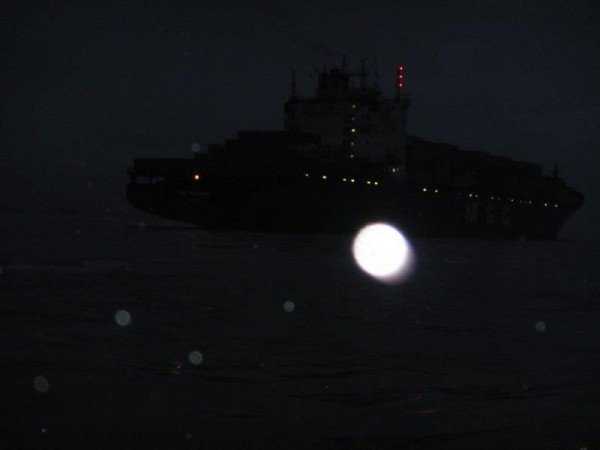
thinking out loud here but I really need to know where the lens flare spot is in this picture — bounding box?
[115,309,131,327]
[535,321,546,332]
[283,301,295,313]
[33,376,50,393]
[188,351,204,365]
[352,223,414,284]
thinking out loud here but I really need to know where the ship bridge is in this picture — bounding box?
[284,60,411,171]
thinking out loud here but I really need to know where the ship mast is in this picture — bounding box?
[396,65,405,101]
[290,70,297,99]
[359,57,367,90]
[341,54,349,71]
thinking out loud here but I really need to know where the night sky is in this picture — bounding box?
[2,0,599,238]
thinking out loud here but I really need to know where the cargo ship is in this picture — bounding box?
[127,60,584,239]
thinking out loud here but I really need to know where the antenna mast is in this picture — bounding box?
[396,65,405,101]
[359,58,367,90]
[341,54,348,71]
[290,70,297,99]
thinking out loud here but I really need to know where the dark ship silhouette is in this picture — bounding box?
[127,60,583,239]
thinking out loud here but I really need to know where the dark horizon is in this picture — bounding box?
[2,0,599,238]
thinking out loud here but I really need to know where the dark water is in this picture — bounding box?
[1,211,599,449]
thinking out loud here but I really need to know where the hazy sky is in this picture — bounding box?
[2,0,599,237]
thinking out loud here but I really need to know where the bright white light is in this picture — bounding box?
[352,223,414,284]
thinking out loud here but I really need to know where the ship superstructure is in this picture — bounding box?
[284,60,410,169]
[127,59,583,238]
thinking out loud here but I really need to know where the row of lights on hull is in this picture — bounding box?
[193,173,558,208]
[422,186,559,208]
[304,173,380,186]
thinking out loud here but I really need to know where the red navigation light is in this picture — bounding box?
[396,65,405,91]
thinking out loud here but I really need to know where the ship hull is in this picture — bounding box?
[127,180,576,239]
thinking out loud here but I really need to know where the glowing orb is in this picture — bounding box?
[352,223,413,284]
[115,309,131,327]
[188,351,204,365]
